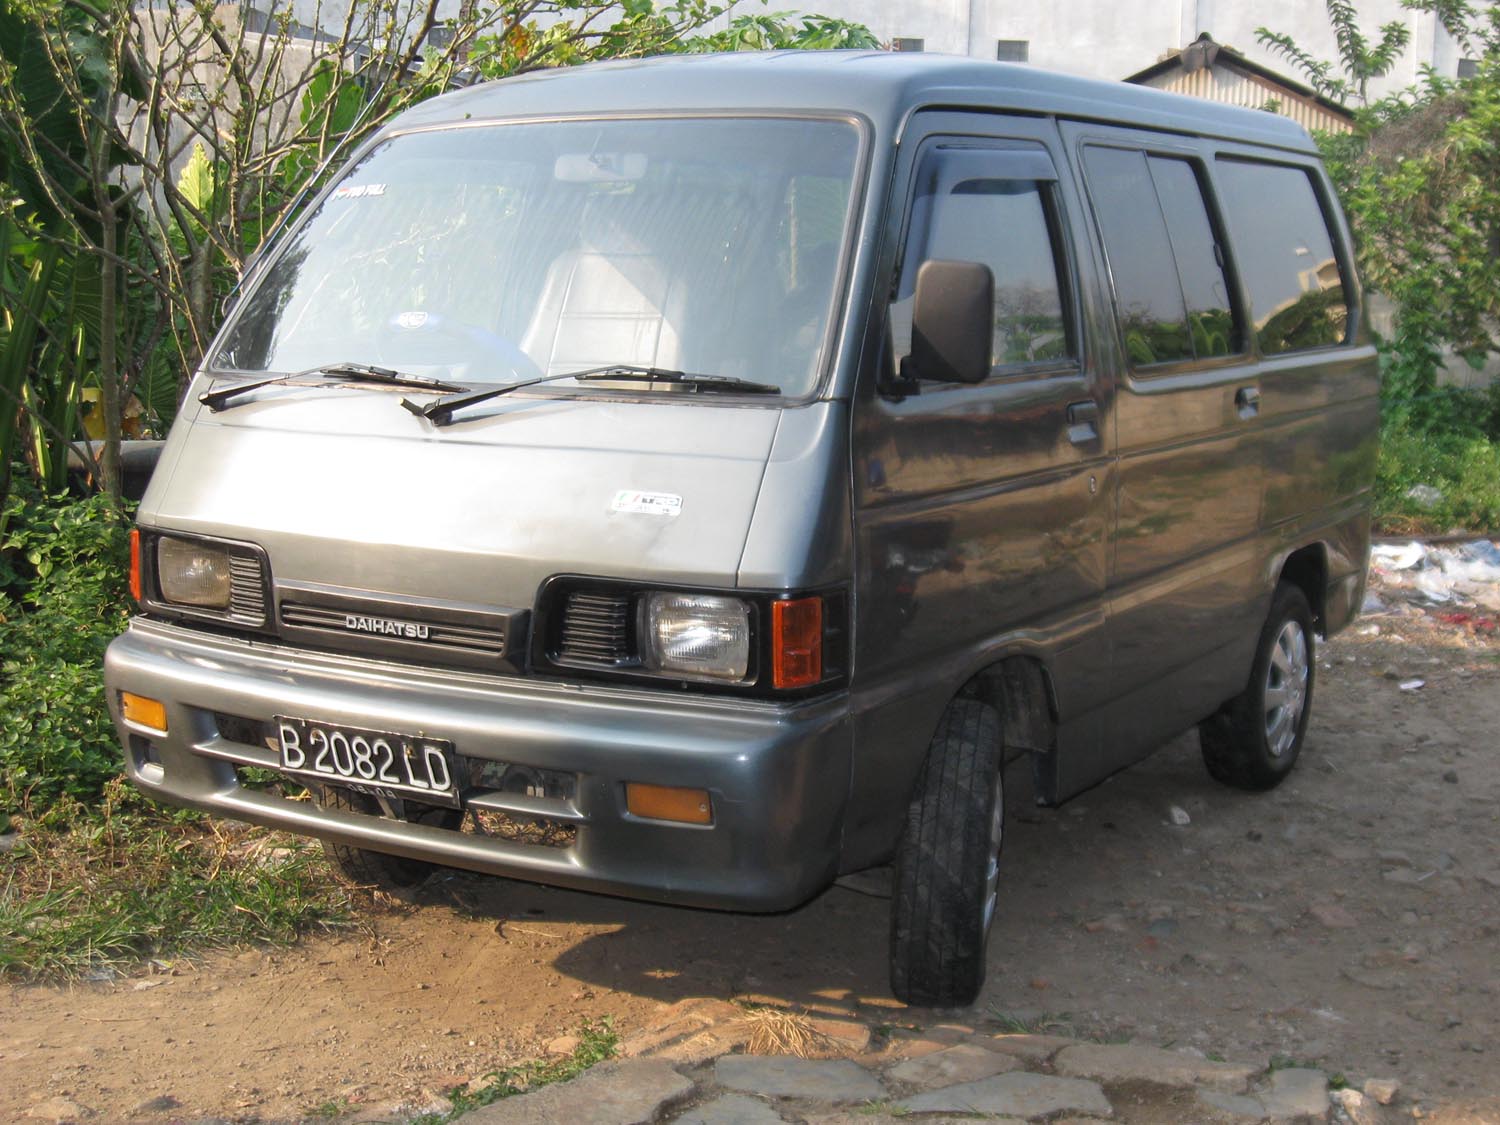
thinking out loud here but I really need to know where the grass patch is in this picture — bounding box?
[414,1019,618,1124]
[0,781,354,981]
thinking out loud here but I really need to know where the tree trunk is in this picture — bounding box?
[98,207,122,501]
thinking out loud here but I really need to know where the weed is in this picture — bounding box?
[1269,1053,1322,1072]
[739,1005,830,1057]
[0,782,353,980]
[413,1019,619,1124]
[988,1009,1079,1037]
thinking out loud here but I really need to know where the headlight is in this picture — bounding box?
[639,592,751,681]
[156,536,233,608]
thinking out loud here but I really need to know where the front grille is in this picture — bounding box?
[274,585,527,673]
[557,591,634,667]
[281,603,508,660]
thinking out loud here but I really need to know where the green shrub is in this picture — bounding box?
[0,479,132,814]
[1375,420,1500,534]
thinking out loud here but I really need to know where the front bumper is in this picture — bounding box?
[104,618,852,911]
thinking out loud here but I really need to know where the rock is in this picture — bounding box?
[896,1072,1112,1118]
[1261,1068,1330,1117]
[1333,1088,1380,1125]
[1169,805,1192,826]
[887,1042,1023,1089]
[464,1059,693,1125]
[805,1017,872,1056]
[985,1034,1078,1063]
[619,998,751,1064]
[715,1056,884,1103]
[1363,1077,1400,1104]
[0,832,19,853]
[25,1097,93,1122]
[1083,915,1128,934]
[1309,903,1357,929]
[673,1092,785,1124]
[885,1023,974,1058]
[1442,770,1458,784]
[1055,1042,1257,1094]
[128,1095,181,1114]
[547,1034,581,1057]
[1199,1067,1329,1119]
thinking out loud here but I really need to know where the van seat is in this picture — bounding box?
[521,204,685,376]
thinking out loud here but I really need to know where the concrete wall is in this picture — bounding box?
[753,0,1478,98]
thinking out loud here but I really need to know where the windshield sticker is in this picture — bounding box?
[332,183,386,200]
[611,490,682,517]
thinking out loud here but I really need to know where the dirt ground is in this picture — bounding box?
[3,602,1498,1124]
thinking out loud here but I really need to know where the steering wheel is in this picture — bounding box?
[377,310,543,381]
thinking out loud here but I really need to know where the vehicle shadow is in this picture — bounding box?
[396,740,1223,1021]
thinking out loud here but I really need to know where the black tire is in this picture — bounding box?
[889,698,1004,1007]
[1199,584,1316,791]
[314,786,450,890]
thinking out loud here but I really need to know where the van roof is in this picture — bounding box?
[392,50,1320,153]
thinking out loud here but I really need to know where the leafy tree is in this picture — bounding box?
[1256,0,1411,106]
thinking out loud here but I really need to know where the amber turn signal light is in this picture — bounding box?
[771,596,823,689]
[128,528,142,602]
[121,692,167,733]
[626,783,712,825]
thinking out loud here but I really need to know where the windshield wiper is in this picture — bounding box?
[200,362,469,413]
[404,364,781,427]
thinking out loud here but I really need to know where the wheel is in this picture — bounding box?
[313,786,452,890]
[889,698,1004,1007]
[1199,584,1316,791]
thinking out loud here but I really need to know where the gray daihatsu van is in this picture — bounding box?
[105,51,1378,1006]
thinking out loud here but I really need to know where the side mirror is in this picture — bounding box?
[909,259,994,384]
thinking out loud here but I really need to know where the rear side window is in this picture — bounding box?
[1214,159,1349,354]
[890,146,1075,375]
[1083,146,1240,368]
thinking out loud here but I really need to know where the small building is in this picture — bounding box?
[1124,33,1357,135]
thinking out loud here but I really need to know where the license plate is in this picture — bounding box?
[275,717,460,807]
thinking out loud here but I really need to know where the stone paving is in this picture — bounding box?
[463,998,1413,1124]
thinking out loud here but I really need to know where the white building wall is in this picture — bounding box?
[783,0,1481,100]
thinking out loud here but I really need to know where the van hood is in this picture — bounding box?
[142,388,782,609]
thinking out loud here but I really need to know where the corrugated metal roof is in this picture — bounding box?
[1124,35,1356,135]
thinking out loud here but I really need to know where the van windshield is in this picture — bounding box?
[214,116,862,400]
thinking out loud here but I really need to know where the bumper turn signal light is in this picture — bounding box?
[121,692,168,733]
[626,782,712,825]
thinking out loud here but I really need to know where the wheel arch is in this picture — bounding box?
[957,652,1059,761]
[1277,543,1329,634]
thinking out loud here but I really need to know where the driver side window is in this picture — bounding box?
[889,146,1076,380]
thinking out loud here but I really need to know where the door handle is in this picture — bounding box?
[1235,385,1261,420]
[1066,400,1100,444]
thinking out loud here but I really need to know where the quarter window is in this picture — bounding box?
[1215,159,1349,354]
[890,147,1074,378]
